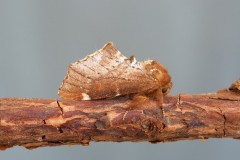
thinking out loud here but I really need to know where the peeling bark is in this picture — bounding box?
[0,82,240,150]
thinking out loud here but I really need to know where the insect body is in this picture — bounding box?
[58,42,172,109]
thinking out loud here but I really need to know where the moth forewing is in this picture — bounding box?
[58,42,172,110]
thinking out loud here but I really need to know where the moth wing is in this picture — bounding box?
[58,42,158,100]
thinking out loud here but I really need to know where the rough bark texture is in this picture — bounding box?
[0,80,240,150]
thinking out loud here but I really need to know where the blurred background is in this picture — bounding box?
[0,0,240,159]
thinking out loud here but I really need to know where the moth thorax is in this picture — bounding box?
[144,60,165,82]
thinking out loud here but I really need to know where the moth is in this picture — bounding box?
[58,42,172,109]
[229,79,240,93]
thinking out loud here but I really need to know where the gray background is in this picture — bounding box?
[0,0,240,159]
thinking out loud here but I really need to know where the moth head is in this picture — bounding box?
[144,60,172,95]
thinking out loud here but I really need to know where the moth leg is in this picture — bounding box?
[128,94,150,109]
[152,88,165,115]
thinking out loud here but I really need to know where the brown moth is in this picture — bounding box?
[58,42,172,108]
[229,79,240,93]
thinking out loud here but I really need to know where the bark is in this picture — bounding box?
[0,81,240,150]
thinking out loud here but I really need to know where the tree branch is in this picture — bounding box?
[0,80,240,150]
